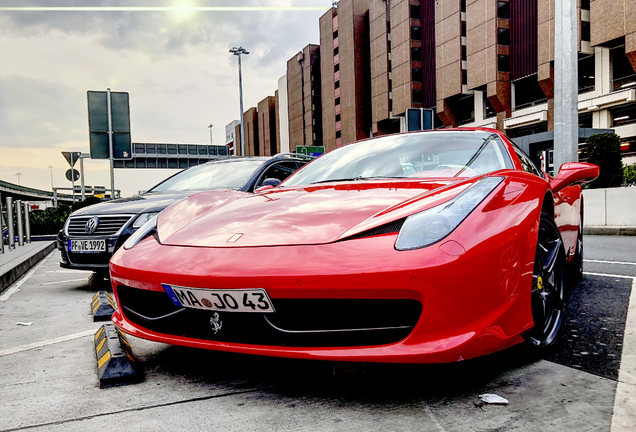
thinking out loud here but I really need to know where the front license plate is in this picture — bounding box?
[68,239,106,253]
[162,284,276,313]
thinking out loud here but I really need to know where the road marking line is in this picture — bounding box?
[41,278,88,286]
[0,329,98,357]
[583,272,634,280]
[0,251,53,302]
[585,259,636,266]
[612,277,636,432]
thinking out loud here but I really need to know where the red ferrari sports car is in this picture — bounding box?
[110,129,598,363]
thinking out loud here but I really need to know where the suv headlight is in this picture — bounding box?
[132,212,160,229]
[395,177,504,251]
[123,215,158,250]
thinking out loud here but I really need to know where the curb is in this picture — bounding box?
[583,227,636,236]
[0,241,56,295]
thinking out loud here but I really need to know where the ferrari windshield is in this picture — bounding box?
[283,131,513,186]
[149,159,265,192]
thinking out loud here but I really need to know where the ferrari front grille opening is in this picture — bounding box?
[117,286,421,347]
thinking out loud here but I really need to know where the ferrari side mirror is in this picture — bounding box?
[550,162,599,194]
[254,184,275,193]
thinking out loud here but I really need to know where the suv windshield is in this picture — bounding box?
[283,131,513,187]
[149,159,266,192]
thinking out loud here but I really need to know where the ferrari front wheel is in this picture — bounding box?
[527,212,566,349]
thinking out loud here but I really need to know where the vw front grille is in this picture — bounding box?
[67,215,133,236]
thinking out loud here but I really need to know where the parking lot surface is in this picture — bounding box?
[0,236,634,431]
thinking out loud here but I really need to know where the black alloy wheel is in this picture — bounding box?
[528,212,566,349]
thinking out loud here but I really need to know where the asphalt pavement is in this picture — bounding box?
[0,236,633,432]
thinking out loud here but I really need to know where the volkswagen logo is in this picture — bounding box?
[85,217,100,234]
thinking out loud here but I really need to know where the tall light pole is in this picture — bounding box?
[208,123,214,145]
[48,165,54,191]
[229,46,249,157]
[15,172,22,186]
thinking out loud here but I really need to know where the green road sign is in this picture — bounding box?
[296,145,325,157]
[87,90,132,160]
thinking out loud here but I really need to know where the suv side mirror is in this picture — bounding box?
[550,162,599,193]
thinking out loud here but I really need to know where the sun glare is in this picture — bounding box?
[173,1,195,21]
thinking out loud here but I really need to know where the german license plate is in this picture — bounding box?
[68,239,106,253]
[162,284,275,313]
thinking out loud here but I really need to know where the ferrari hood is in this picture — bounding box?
[158,180,472,248]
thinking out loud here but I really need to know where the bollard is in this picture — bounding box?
[6,197,15,249]
[24,202,31,243]
[16,200,24,247]
[0,196,4,254]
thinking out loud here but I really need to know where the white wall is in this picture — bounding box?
[583,187,636,226]
[277,75,290,153]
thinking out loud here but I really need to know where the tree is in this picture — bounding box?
[584,133,623,188]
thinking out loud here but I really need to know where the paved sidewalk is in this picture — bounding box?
[0,241,56,294]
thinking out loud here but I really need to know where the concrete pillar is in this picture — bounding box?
[6,197,15,249]
[593,110,612,129]
[553,0,579,172]
[24,202,31,243]
[16,200,24,247]
[474,91,485,123]
[0,197,4,254]
[594,47,611,95]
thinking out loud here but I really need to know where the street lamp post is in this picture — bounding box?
[15,172,22,186]
[48,165,54,191]
[208,123,214,145]
[229,46,249,157]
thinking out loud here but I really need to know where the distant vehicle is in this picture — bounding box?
[58,155,311,279]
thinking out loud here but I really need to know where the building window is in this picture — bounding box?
[461,45,467,61]
[497,27,510,46]
[167,144,177,154]
[335,113,341,122]
[462,69,467,85]
[412,89,424,104]
[334,46,339,55]
[611,104,636,127]
[578,54,595,93]
[134,143,145,153]
[412,66,422,82]
[579,112,593,128]
[484,95,497,118]
[498,54,510,72]
[334,63,339,72]
[335,97,340,105]
[411,26,422,40]
[611,46,636,91]
[581,21,590,42]
[461,21,466,37]
[335,80,340,89]
[411,47,422,62]
[410,4,420,18]
[448,94,475,125]
[333,30,338,39]
[497,1,510,19]
[580,0,590,10]
[336,130,342,139]
[178,144,187,154]
[512,74,547,110]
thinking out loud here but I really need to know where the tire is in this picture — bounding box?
[527,211,566,350]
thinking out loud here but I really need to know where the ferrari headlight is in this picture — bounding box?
[132,212,160,229]
[395,177,504,251]
[123,215,158,250]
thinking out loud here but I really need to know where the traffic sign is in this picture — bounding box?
[87,90,132,160]
[62,152,82,168]
[66,169,80,182]
[296,146,325,157]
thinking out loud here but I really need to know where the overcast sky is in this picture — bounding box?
[0,0,329,197]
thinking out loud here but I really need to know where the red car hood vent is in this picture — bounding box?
[158,180,463,248]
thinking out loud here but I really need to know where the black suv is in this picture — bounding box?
[58,154,311,278]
